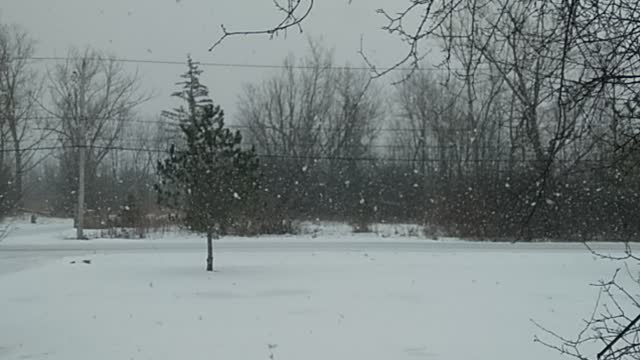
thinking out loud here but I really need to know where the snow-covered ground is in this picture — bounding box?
[0,217,634,360]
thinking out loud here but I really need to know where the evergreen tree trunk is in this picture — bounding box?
[206,231,214,272]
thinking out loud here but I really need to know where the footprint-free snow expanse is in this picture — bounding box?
[0,221,632,360]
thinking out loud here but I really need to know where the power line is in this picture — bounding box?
[30,115,482,133]
[0,144,407,162]
[24,56,459,73]
[3,136,534,152]
[0,143,607,165]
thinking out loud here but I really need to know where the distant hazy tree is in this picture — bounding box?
[239,40,335,160]
[238,40,383,222]
[0,23,45,208]
[0,164,12,220]
[156,57,259,271]
[46,47,146,216]
[0,99,8,216]
[393,72,462,179]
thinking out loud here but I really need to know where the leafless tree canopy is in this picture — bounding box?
[212,0,640,168]
[48,47,145,161]
[236,41,384,227]
[0,23,44,207]
[45,47,148,214]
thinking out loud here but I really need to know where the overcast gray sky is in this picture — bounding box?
[2,0,441,122]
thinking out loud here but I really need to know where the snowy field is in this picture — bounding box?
[0,218,633,360]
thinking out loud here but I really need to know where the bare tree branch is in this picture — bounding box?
[209,0,315,52]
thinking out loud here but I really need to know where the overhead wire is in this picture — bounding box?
[23,56,460,73]
[0,143,606,165]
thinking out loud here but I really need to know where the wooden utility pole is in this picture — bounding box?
[76,123,86,239]
[76,59,86,240]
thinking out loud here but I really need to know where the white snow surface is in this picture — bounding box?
[0,217,635,360]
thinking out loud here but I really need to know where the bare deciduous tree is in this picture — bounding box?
[238,41,337,221]
[0,23,46,208]
[535,248,640,360]
[237,40,384,224]
[46,47,147,215]
[393,71,461,178]
[325,66,381,162]
[239,40,335,160]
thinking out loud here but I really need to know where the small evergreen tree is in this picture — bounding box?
[156,56,259,271]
